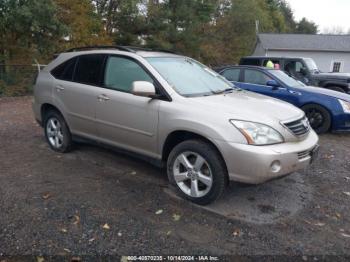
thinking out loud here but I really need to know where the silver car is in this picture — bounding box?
[32,46,319,205]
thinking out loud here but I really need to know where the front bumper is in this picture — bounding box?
[216,130,319,184]
[332,113,350,132]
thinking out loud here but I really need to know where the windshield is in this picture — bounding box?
[269,70,305,88]
[146,57,233,96]
[304,58,319,72]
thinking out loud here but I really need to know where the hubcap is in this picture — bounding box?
[305,109,324,129]
[46,117,63,148]
[173,151,213,198]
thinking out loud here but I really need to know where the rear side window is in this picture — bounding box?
[244,69,272,86]
[222,68,240,82]
[73,54,106,86]
[240,58,261,66]
[51,57,77,81]
[104,56,153,93]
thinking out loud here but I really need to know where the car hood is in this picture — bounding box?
[188,90,303,124]
[296,85,350,101]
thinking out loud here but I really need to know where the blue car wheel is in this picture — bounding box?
[302,104,331,134]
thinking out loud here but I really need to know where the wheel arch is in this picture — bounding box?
[322,82,348,92]
[301,102,333,130]
[161,130,227,170]
[41,103,62,122]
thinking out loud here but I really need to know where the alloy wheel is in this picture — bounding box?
[305,109,324,129]
[173,151,213,198]
[46,117,64,149]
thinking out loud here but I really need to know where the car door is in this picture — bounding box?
[95,55,160,158]
[284,59,311,85]
[52,54,105,137]
[239,69,297,104]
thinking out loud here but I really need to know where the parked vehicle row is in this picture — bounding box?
[215,65,350,134]
[240,56,350,93]
[33,46,319,205]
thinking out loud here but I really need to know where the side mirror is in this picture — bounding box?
[300,67,307,76]
[266,80,280,89]
[131,81,156,98]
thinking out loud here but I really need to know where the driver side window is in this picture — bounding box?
[244,69,272,86]
[104,56,154,93]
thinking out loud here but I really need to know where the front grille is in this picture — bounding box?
[297,150,311,160]
[283,117,310,137]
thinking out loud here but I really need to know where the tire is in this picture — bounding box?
[44,110,72,153]
[167,139,228,205]
[327,86,345,93]
[302,104,331,134]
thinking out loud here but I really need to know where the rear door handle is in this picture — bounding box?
[98,94,110,101]
[55,85,65,92]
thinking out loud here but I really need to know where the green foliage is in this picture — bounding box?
[0,0,320,96]
[54,0,112,51]
[0,0,67,63]
[296,18,318,34]
[0,66,36,96]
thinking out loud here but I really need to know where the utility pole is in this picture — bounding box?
[255,20,260,35]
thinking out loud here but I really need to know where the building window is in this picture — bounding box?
[332,62,342,73]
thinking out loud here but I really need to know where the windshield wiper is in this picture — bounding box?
[212,88,235,95]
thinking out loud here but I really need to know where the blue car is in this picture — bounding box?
[216,65,350,134]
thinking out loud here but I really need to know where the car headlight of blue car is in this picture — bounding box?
[338,99,350,113]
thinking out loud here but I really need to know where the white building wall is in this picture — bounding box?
[265,50,350,73]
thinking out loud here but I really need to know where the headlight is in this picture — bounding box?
[230,120,284,145]
[338,99,350,113]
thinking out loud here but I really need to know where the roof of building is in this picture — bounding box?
[258,33,350,52]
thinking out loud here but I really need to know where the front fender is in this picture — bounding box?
[158,115,248,155]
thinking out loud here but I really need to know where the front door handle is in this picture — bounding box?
[55,85,65,92]
[98,94,110,101]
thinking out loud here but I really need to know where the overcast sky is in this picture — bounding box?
[287,0,350,34]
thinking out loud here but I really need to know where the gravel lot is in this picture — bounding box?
[1,96,350,260]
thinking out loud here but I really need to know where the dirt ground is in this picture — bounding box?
[1,96,350,260]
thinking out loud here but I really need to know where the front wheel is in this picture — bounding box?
[302,104,331,134]
[167,140,228,205]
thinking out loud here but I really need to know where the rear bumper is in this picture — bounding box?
[32,98,42,126]
[215,130,319,184]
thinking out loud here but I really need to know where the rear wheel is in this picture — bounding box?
[167,140,228,205]
[302,104,331,134]
[44,110,72,153]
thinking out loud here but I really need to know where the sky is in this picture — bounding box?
[287,0,350,34]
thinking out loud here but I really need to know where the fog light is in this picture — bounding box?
[270,160,281,173]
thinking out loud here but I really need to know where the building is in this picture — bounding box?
[253,33,350,73]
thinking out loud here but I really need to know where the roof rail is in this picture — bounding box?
[64,45,178,54]
[123,46,177,54]
[65,45,135,53]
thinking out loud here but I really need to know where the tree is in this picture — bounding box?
[54,0,112,51]
[296,18,318,34]
[323,26,345,35]
[0,0,67,64]
[93,0,145,45]
[276,0,296,32]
